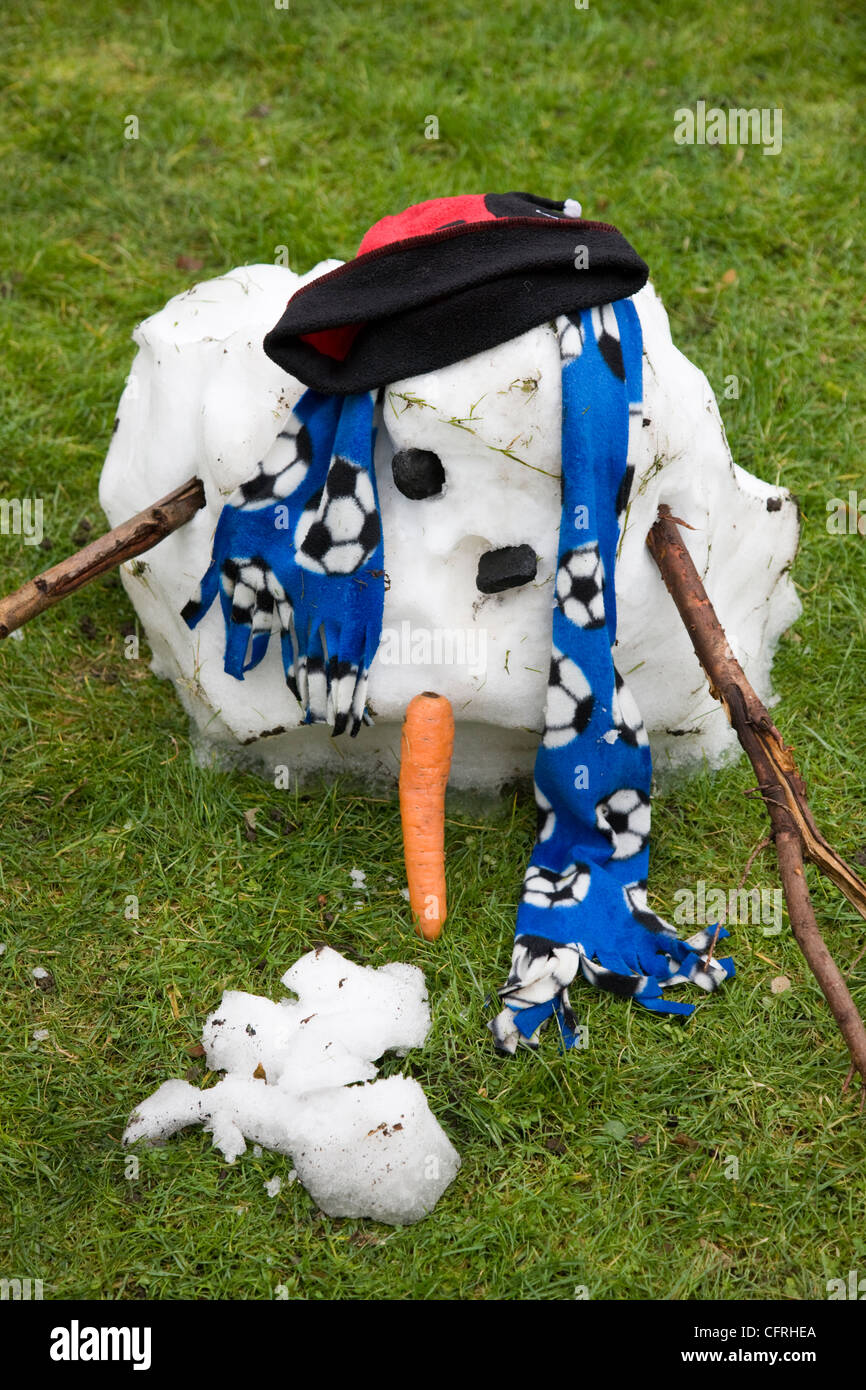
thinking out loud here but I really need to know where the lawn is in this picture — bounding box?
[1,0,865,1301]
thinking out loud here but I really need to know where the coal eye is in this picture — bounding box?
[476,544,538,594]
[391,448,445,500]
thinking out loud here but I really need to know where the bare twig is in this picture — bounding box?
[774,826,865,1111]
[703,921,722,968]
[0,477,206,639]
[647,503,866,1102]
[737,835,773,890]
[846,942,866,979]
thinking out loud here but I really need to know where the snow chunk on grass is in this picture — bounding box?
[123,946,458,1225]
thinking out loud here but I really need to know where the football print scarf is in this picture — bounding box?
[488,301,734,1053]
[181,193,734,1051]
[183,388,384,735]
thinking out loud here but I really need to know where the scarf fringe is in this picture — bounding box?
[490,926,735,1054]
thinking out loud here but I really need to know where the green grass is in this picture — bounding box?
[1,0,865,1301]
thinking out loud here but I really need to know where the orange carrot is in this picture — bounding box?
[399,691,455,941]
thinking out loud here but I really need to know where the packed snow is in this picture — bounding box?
[99,252,800,790]
[123,946,460,1226]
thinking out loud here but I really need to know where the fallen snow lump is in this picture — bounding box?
[123,946,461,1225]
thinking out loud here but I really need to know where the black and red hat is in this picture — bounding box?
[263,192,648,395]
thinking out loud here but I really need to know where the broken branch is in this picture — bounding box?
[0,477,206,640]
[647,503,866,1102]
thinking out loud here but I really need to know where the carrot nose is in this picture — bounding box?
[398,691,455,941]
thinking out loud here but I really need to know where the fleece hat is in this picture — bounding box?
[262,192,649,394]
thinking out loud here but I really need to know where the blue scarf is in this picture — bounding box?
[183,297,734,1050]
[183,388,384,736]
[489,302,734,1052]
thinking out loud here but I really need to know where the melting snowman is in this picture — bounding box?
[99,195,800,1045]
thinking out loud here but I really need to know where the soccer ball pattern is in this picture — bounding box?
[295,456,381,575]
[623,880,676,936]
[534,783,556,843]
[490,934,581,1053]
[595,787,651,860]
[591,303,625,382]
[542,647,594,748]
[521,861,591,909]
[674,930,732,992]
[577,951,642,998]
[221,555,292,637]
[615,463,635,529]
[555,543,606,630]
[556,311,585,364]
[503,935,581,994]
[232,414,312,509]
[611,667,649,746]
